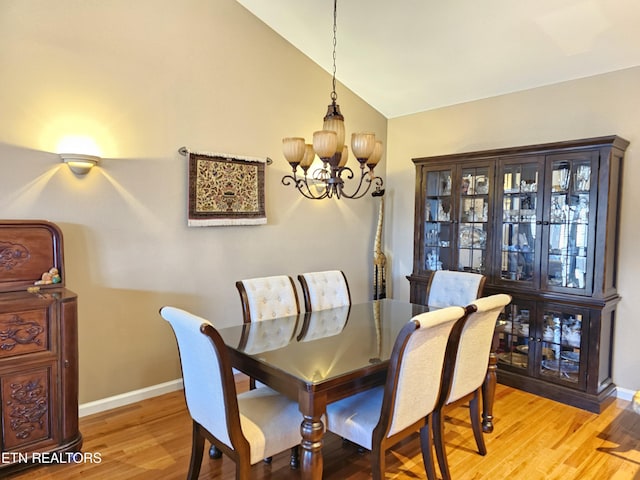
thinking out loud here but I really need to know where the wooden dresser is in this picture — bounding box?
[0,220,81,472]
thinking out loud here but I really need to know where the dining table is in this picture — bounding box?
[216,298,498,480]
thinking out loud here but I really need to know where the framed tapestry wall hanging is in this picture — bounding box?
[187,151,267,226]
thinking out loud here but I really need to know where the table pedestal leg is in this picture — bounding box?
[482,352,497,433]
[300,415,324,480]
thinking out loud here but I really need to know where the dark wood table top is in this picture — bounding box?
[217,299,431,394]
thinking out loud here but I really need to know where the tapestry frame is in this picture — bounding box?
[187,151,267,227]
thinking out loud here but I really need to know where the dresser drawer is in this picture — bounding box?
[1,365,57,451]
[0,308,50,359]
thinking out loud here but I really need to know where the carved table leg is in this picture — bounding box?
[300,414,324,479]
[298,390,325,480]
[482,351,497,433]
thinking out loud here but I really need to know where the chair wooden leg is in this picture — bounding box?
[370,445,385,480]
[236,458,251,480]
[289,445,299,469]
[470,388,487,455]
[188,422,205,480]
[433,409,452,480]
[420,417,437,480]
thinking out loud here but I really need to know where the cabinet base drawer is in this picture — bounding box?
[497,369,616,413]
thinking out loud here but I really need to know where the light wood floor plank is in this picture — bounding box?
[5,383,639,479]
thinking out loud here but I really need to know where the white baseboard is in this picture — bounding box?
[78,379,184,418]
[616,386,637,402]
[78,377,636,418]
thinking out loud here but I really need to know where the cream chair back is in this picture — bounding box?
[426,270,485,308]
[445,293,511,404]
[159,306,235,448]
[161,306,304,477]
[236,275,300,322]
[386,306,466,437]
[325,305,467,479]
[432,293,511,480]
[298,270,351,311]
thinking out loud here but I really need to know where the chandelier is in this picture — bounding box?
[281,0,384,200]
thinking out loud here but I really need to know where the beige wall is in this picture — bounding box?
[1,0,636,404]
[0,0,387,403]
[387,66,640,392]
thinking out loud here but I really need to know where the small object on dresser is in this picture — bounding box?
[34,267,61,285]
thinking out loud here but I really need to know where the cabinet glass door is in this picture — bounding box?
[458,167,489,273]
[497,159,543,287]
[543,153,596,294]
[496,300,535,373]
[538,306,585,388]
[423,168,453,271]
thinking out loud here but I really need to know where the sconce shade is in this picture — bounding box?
[60,153,100,175]
[366,141,384,169]
[351,133,376,163]
[313,130,338,160]
[282,137,306,166]
[300,144,316,171]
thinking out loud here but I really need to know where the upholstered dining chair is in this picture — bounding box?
[235,275,301,464]
[325,305,468,480]
[235,274,300,385]
[425,270,486,308]
[159,306,303,480]
[235,275,300,323]
[297,270,351,311]
[432,293,512,480]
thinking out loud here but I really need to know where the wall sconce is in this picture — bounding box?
[59,153,101,175]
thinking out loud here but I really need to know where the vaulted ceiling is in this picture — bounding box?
[236,0,640,118]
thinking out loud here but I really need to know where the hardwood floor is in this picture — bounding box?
[6,380,639,479]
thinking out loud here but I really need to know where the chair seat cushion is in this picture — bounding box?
[238,387,302,465]
[325,386,384,451]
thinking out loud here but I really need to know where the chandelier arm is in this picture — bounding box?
[340,173,385,200]
[338,165,356,180]
[299,177,331,200]
[282,172,329,200]
[339,170,372,199]
[281,173,298,187]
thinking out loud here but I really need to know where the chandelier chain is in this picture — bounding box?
[331,0,338,102]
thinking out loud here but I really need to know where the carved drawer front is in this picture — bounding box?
[1,367,53,450]
[0,309,49,359]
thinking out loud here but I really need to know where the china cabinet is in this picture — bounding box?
[408,136,628,412]
[0,220,81,473]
